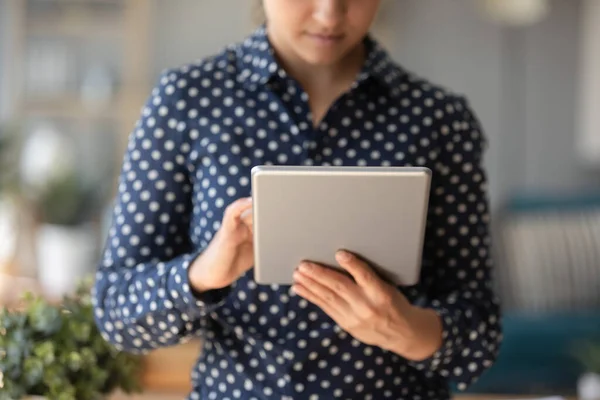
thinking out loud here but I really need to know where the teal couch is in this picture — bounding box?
[466,312,600,395]
[462,192,600,395]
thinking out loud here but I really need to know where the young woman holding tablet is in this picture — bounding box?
[93,1,502,398]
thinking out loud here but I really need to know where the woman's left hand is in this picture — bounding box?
[292,250,443,361]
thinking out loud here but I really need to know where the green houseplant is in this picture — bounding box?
[0,278,143,400]
[576,340,600,374]
[17,123,110,299]
[0,124,20,196]
[33,171,100,227]
[574,340,600,400]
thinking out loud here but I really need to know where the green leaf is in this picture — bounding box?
[28,300,62,335]
[67,351,82,372]
[70,320,91,343]
[34,341,56,366]
[42,366,64,391]
[23,357,44,387]
[55,385,76,400]
[0,311,26,332]
[572,339,600,373]
[6,340,23,365]
[0,277,143,397]
[0,379,26,400]
[80,347,97,367]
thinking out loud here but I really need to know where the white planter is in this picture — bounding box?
[579,372,600,400]
[36,224,97,300]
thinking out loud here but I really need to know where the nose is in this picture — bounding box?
[313,0,346,29]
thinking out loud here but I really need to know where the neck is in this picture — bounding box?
[269,35,366,93]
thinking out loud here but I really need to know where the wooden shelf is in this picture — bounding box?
[23,93,122,121]
[27,16,122,39]
[106,389,576,400]
[25,0,123,39]
[109,392,186,400]
[107,392,575,400]
[29,0,122,3]
[140,340,201,393]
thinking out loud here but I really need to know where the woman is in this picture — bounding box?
[93,1,502,399]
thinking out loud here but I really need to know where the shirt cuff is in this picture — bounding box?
[168,249,231,317]
[408,307,461,374]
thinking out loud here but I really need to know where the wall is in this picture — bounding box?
[519,0,600,191]
[577,0,600,165]
[384,0,507,205]
[384,0,600,203]
[0,0,9,122]
[151,0,255,79]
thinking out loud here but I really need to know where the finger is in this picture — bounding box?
[224,197,253,225]
[296,262,362,305]
[240,207,253,229]
[335,250,382,290]
[292,283,344,324]
[293,269,355,315]
[292,277,347,322]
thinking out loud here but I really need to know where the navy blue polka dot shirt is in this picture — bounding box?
[92,26,502,400]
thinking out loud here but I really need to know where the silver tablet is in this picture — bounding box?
[250,165,431,286]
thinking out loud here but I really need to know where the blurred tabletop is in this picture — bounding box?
[109,392,575,400]
[110,393,183,400]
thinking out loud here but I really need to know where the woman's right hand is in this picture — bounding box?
[188,197,254,293]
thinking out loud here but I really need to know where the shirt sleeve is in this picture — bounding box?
[408,95,502,390]
[92,70,230,354]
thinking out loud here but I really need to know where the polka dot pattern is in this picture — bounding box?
[92,26,501,400]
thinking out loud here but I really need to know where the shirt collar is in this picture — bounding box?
[236,25,405,93]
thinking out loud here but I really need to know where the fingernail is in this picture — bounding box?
[298,262,312,273]
[336,250,352,261]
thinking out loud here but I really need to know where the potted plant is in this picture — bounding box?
[17,123,110,300]
[575,340,600,400]
[0,278,143,400]
[29,169,104,301]
[0,129,14,194]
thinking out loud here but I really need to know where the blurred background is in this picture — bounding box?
[0,0,599,398]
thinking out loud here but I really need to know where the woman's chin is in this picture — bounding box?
[298,50,345,68]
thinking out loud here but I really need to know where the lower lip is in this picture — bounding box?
[307,34,343,46]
